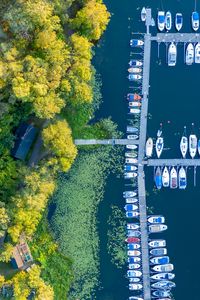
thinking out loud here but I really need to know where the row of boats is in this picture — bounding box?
[141,7,200,32]
[168,42,200,66]
[155,166,187,190]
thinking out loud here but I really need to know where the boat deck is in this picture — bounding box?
[146,158,200,167]
[74,139,139,145]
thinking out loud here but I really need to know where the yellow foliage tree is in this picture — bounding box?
[71,33,92,60]
[12,271,30,300]
[42,120,77,171]
[12,76,31,98]
[0,243,14,262]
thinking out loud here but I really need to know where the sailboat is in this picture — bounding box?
[162,166,170,187]
[180,126,188,158]
[145,137,153,157]
[192,11,199,31]
[155,128,164,158]
[195,43,200,63]
[186,43,194,65]
[178,166,187,189]
[189,134,197,158]
[141,7,147,22]
[170,167,177,189]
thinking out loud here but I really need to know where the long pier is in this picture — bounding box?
[74,139,139,145]
[151,33,200,43]
[146,158,200,167]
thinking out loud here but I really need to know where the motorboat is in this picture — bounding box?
[151,272,175,280]
[149,224,168,233]
[124,204,138,211]
[189,134,197,158]
[127,223,140,230]
[129,297,143,300]
[150,256,170,265]
[162,166,170,187]
[168,42,177,66]
[127,250,141,257]
[130,39,144,47]
[154,167,162,189]
[128,256,141,263]
[129,102,142,107]
[125,152,137,158]
[126,237,140,243]
[148,239,166,248]
[127,93,142,101]
[165,11,172,31]
[152,290,171,298]
[125,158,138,164]
[141,7,147,22]
[150,248,167,256]
[157,11,165,31]
[127,243,141,250]
[170,167,177,189]
[127,135,138,140]
[126,198,138,204]
[186,43,194,65]
[128,67,142,73]
[123,191,137,198]
[127,230,140,237]
[128,263,141,269]
[145,137,153,157]
[128,74,142,81]
[126,145,138,150]
[124,172,137,179]
[152,263,174,272]
[151,280,176,289]
[175,13,183,31]
[148,216,165,224]
[180,127,188,158]
[129,277,141,283]
[127,126,138,133]
[178,166,187,189]
[198,139,200,155]
[129,108,141,114]
[156,129,164,158]
[129,60,143,67]
[195,43,200,63]
[192,11,199,31]
[129,283,143,290]
[124,165,137,171]
[127,270,142,277]
[126,211,140,218]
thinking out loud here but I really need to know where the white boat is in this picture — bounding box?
[124,165,137,171]
[195,43,200,63]
[127,243,141,250]
[126,145,138,150]
[125,158,138,164]
[125,152,137,158]
[129,277,141,283]
[128,74,142,81]
[151,280,176,289]
[180,128,188,158]
[165,11,172,31]
[127,135,138,140]
[152,290,171,298]
[198,139,200,155]
[130,39,144,47]
[168,42,177,66]
[189,134,197,158]
[179,166,187,189]
[149,224,168,233]
[123,191,137,198]
[151,272,175,280]
[127,126,138,133]
[129,297,143,300]
[162,166,169,187]
[129,283,143,290]
[126,198,138,204]
[141,7,146,22]
[124,172,137,179]
[129,108,141,114]
[186,43,194,65]
[192,11,199,31]
[148,239,166,248]
[170,167,177,189]
[175,13,183,31]
[126,211,140,218]
[156,136,164,158]
[127,223,140,230]
[150,256,170,265]
[128,257,141,263]
[145,137,153,157]
[124,204,138,211]
[148,216,165,224]
[129,60,143,67]
[128,67,142,73]
[127,270,142,277]
[128,263,141,269]
[157,11,165,31]
[150,248,167,256]
[127,250,141,257]
[152,264,174,273]
[129,102,142,107]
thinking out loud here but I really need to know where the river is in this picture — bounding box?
[94,1,200,300]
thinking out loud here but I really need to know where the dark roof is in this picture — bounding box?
[11,123,38,160]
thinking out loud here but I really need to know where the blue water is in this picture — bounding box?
[94,1,200,300]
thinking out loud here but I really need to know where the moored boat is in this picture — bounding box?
[186,43,194,65]
[157,11,165,31]
[180,126,188,158]
[127,93,142,101]
[149,224,168,233]
[156,129,164,158]
[152,290,171,298]
[127,230,140,237]
[126,237,140,243]
[123,191,137,198]
[152,263,174,272]
[126,145,138,150]
[128,74,142,81]
[151,280,176,289]
[189,134,197,158]
[129,102,142,107]
[129,297,143,300]
[165,11,172,31]
[175,13,183,31]
[195,43,200,63]
[128,67,142,73]
[124,204,138,211]
[141,7,147,22]
[150,248,167,256]
[145,137,153,157]
[124,165,137,171]
[129,60,143,67]
[124,172,137,179]
[162,166,169,187]
[127,126,138,133]
[155,166,162,189]
[127,223,140,230]
[128,263,141,269]
[129,283,143,290]
[129,108,141,114]
[127,250,141,257]
[125,152,137,158]
[151,272,175,280]
[148,215,165,224]
[178,166,187,189]
[127,135,138,140]
[130,39,144,47]
[129,277,141,283]
[128,256,141,263]
[192,11,199,31]
[126,198,138,204]
[198,139,200,155]
[170,167,178,189]
[150,256,170,265]
[127,243,141,250]
[127,270,142,277]
[148,239,166,248]
[126,211,140,218]
[125,158,138,164]
[168,42,177,66]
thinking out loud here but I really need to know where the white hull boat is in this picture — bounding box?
[128,257,141,263]
[127,126,138,133]
[180,128,188,158]
[151,280,176,289]
[129,60,143,67]
[129,108,141,114]
[179,166,187,189]
[127,135,138,140]
[148,239,166,248]
[123,191,137,198]
[126,145,138,150]
[129,102,142,107]
[124,204,138,211]
[125,152,137,158]
[127,250,141,257]
[175,13,183,31]
[151,272,175,280]
[157,11,165,31]
[129,277,141,283]
[192,11,199,31]
[186,43,194,65]
[152,263,174,272]
[125,158,138,164]
[168,42,177,66]
[148,216,165,224]
[149,224,167,233]
[128,263,141,269]
[126,211,140,218]
[156,137,164,158]
[162,166,170,187]
[141,7,146,22]
[150,248,167,257]
[146,137,153,157]
[170,167,177,189]
[189,134,197,158]
[127,270,142,277]
[130,39,144,47]
[126,198,138,204]
[124,165,137,171]
[127,223,140,230]
[129,283,143,290]
[195,43,200,63]
[150,256,170,265]
[124,172,137,179]
[128,67,142,73]
[165,11,172,31]
[128,74,142,81]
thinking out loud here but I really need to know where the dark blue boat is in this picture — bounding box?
[155,166,162,189]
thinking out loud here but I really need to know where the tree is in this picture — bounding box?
[70,33,92,60]
[0,243,14,262]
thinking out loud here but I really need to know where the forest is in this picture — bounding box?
[0,0,112,298]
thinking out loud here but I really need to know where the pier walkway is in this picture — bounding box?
[146,158,200,167]
[151,33,200,43]
[74,139,139,146]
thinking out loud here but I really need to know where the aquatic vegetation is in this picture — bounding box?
[107,206,127,268]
